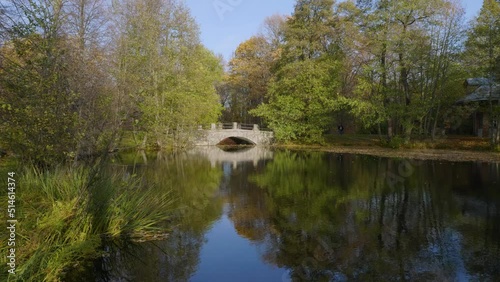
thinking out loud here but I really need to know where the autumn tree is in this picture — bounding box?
[223,36,274,124]
[112,0,223,148]
[0,0,82,165]
[252,0,342,143]
[259,14,287,52]
[0,0,125,164]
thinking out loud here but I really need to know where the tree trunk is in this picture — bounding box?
[377,122,383,141]
[492,116,499,147]
[496,120,500,144]
[381,39,392,140]
[431,104,441,141]
[399,24,411,142]
[387,118,393,140]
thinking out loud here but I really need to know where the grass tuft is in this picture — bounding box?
[1,164,174,281]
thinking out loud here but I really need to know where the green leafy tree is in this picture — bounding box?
[63,0,123,157]
[280,0,337,62]
[0,1,80,165]
[465,0,500,145]
[339,0,465,141]
[252,59,340,142]
[113,0,223,148]
[252,0,342,143]
[0,0,122,164]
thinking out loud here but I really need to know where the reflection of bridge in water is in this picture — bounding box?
[189,146,274,168]
[194,122,274,146]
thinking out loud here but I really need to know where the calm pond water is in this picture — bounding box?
[83,147,500,281]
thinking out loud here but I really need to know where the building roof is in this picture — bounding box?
[458,78,500,104]
[464,77,493,87]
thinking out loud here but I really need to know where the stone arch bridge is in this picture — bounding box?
[194,122,274,146]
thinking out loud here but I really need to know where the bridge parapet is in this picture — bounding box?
[203,123,262,131]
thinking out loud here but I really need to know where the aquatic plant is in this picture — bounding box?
[0,164,174,281]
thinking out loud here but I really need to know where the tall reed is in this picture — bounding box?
[1,164,174,281]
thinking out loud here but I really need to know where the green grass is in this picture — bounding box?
[324,134,382,147]
[404,136,491,151]
[322,134,494,151]
[0,164,174,282]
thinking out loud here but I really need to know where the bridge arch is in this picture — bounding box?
[217,136,256,146]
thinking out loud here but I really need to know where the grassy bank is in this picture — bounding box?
[323,134,494,151]
[0,164,174,281]
[273,134,496,151]
[273,134,500,162]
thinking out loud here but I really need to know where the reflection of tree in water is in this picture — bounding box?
[81,228,204,281]
[79,150,500,281]
[454,162,500,280]
[82,152,224,281]
[221,160,274,242]
[240,150,500,281]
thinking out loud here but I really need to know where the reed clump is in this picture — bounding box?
[1,164,174,282]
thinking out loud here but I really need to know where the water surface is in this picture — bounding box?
[86,148,500,281]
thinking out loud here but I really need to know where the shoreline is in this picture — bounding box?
[2,143,500,164]
[277,145,500,163]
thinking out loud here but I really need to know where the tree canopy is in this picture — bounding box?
[0,0,224,164]
[2,0,500,159]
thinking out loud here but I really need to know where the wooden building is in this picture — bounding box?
[457,78,500,137]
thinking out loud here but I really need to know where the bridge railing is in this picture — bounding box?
[239,123,255,130]
[201,122,263,131]
[221,123,234,130]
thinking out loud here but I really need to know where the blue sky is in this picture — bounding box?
[185,0,483,61]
